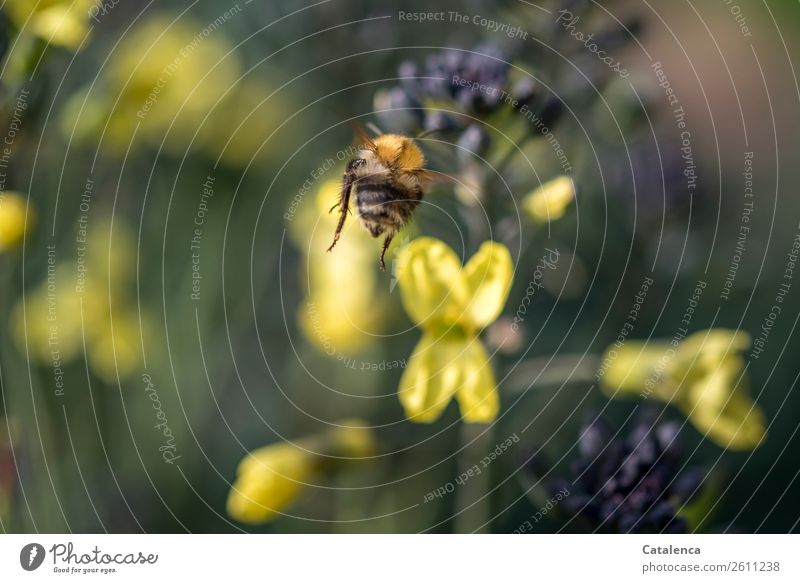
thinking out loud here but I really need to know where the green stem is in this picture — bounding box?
[454,422,492,533]
[491,130,537,179]
[502,353,603,394]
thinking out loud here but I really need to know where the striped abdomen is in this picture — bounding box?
[355,176,421,237]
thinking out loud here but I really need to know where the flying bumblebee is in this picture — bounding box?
[326,124,445,270]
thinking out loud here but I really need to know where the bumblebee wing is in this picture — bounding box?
[417,169,457,186]
[350,122,377,151]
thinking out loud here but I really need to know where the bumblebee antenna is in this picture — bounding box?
[350,122,378,150]
[365,122,384,136]
[415,128,441,140]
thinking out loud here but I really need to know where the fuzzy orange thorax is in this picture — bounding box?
[373,134,425,171]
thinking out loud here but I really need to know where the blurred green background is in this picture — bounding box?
[1,0,799,533]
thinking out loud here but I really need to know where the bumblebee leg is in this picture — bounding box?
[379,233,394,271]
[328,202,352,215]
[326,159,363,252]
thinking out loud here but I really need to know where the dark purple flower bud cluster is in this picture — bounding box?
[375,43,527,137]
[527,413,704,533]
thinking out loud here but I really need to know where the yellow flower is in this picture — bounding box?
[523,176,576,224]
[600,329,766,450]
[0,192,34,251]
[11,218,148,382]
[62,16,240,156]
[198,78,288,168]
[227,421,375,524]
[87,311,151,384]
[61,16,289,166]
[12,265,85,364]
[4,0,94,49]
[291,179,390,354]
[396,237,513,423]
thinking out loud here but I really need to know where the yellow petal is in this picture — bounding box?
[523,176,576,224]
[396,237,467,329]
[673,329,750,374]
[31,6,89,49]
[399,331,466,422]
[682,366,766,451]
[4,0,92,49]
[461,241,513,330]
[671,328,765,449]
[455,340,500,423]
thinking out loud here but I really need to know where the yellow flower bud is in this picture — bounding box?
[523,176,576,224]
[0,192,34,251]
[227,442,317,524]
[227,422,375,524]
